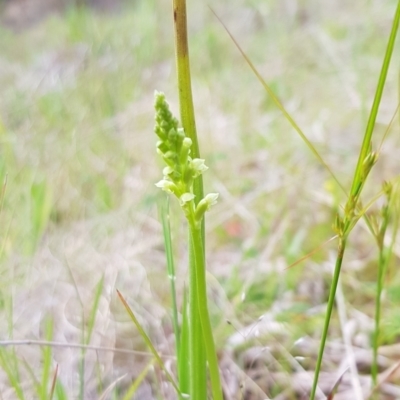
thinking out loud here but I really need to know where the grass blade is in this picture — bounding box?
[327,368,348,400]
[98,374,127,400]
[116,289,180,394]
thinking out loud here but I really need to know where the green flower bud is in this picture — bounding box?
[194,193,219,223]
[154,91,179,142]
[157,140,169,155]
[361,151,378,180]
[179,137,192,168]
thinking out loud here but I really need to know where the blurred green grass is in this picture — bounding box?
[0,0,400,396]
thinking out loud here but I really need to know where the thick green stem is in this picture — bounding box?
[188,212,223,400]
[188,235,207,400]
[172,0,204,209]
[172,0,201,163]
[310,239,346,400]
[172,1,215,398]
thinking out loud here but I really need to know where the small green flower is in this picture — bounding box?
[195,193,219,223]
[155,179,179,196]
[361,151,378,181]
[180,192,195,206]
[382,180,393,199]
[190,158,208,178]
[333,213,344,237]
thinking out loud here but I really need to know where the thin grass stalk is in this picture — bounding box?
[310,3,400,398]
[116,290,181,394]
[310,239,346,400]
[210,8,345,194]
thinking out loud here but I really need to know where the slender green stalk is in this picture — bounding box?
[211,8,345,195]
[310,3,400,397]
[309,239,346,400]
[116,290,181,394]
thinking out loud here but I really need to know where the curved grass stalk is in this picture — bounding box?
[116,290,181,394]
[210,7,345,195]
